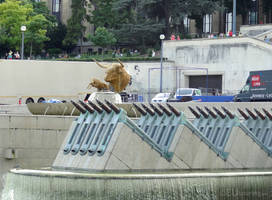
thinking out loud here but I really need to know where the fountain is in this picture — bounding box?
[2,100,272,199]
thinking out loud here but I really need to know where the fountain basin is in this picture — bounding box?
[2,168,272,200]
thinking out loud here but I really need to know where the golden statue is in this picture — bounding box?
[88,59,131,93]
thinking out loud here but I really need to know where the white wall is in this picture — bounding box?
[163,37,272,94]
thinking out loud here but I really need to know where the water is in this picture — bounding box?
[2,169,272,200]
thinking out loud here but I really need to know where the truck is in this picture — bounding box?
[234,70,272,102]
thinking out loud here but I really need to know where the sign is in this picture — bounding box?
[251,75,261,87]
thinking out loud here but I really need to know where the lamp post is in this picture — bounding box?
[232,0,236,36]
[20,25,26,60]
[159,34,165,93]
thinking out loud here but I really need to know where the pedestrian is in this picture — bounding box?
[264,36,270,43]
[152,50,155,57]
[228,30,233,37]
[7,50,13,60]
[14,51,20,59]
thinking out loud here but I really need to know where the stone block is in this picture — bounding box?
[105,153,130,170]
[0,129,10,148]
[9,116,37,129]
[16,158,53,168]
[227,127,272,168]
[168,125,184,153]
[41,130,58,148]
[0,116,10,129]
[17,148,58,160]
[36,116,67,130]
[174,126,201,167]
[10,129,31,148]
[111,124,176,170]
[171,155,190,169]
[56,130,67,146]
[174,126,226,169]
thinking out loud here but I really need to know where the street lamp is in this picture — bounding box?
[20,25,26,60]
[159,34,165,93]
[233,0,236,36]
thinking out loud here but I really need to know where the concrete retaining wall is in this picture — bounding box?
[0,115,74,197]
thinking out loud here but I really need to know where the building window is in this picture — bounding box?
[203,14,212,33]
[249,11,257,24]
[225,12,232,33]
[53,0,60,13]
[183,16,190,33]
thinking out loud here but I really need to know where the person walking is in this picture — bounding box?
[7,50,13,60]
[228,30,233,37]
[14,51,20,59]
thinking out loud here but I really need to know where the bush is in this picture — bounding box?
[147,48,153,57]
[48,48,62,57]
[57,56,162,62]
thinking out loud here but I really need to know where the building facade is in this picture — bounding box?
[41,0,272,51]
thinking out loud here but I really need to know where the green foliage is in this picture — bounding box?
[44,23,67,52]
[58,56,161,62]
[0,0,32,50]
[63,0,89,51]
[263,0,272,15]
[88,26,116,52]
[90,0,118,28]
[25,14,50,55]
[48,48,62,57]
[0,0,51,56]
[111,0,219,46]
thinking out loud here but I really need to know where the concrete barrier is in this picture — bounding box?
[0,114,74,196]
[53,101,272,170]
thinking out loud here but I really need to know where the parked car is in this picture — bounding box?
[175,88,202,99]
[167,88,201,102]
[151,93,171,103]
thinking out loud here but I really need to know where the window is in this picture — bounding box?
[241,85,250,93]
[249,11,257,24]
[203,14,212,33]
[183,16,190,33]
[53,0,60,13]
[225,12,232,33]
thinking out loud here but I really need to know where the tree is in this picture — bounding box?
[0,0,51,57]
[135,0,219,37]
[110,0,164,50]
[89,0,118,28]
[88,26,117,56]
[44,23,67,55]
[63,0,89,53]
[29,0,67,54]
[24,14,50,57]
[0,0,32,53]
[262,0,272,23]
[112,0,219,47]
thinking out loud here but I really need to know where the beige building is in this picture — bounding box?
[41,0,94,53]
[41,0,272,52]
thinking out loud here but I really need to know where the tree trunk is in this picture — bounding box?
[162,0,170,39]
[30,41,33,59]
